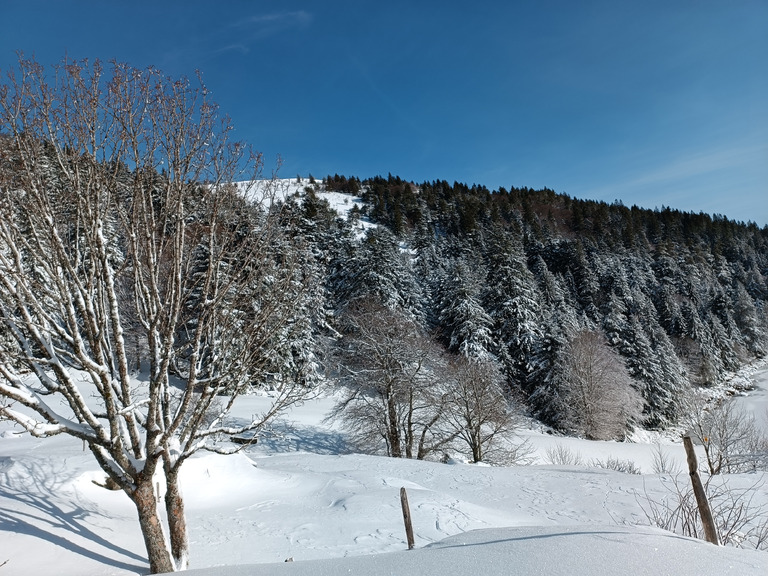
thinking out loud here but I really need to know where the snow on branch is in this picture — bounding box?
[0,405,97,440]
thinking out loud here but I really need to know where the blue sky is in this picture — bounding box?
[2,1,766,225]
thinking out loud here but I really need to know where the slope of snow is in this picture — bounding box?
[1,363,767,575]
[181,525,767,576]
[240,177,376,237]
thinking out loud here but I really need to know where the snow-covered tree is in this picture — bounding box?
[330,226,425,321]
[0,57,309,573]
[437,260,495,360]
[732,282,766,356]
[483,229,544,388]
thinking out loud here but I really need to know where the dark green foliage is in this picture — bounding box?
[315,173,767,432]
[324,174,361,194]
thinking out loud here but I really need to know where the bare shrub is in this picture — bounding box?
[545,444,584,466]
[640,474,768,551]
[589,456,641,475]
[682,397,768,475]
[496,436,537,466]
[650,442,682,475]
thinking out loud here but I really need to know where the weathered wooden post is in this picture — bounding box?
[683,435,720,545]
[400,487,415,550]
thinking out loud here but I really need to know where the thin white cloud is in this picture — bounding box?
[211,43,249,56]
[159,11,313,65]
[572,142,768,223]
[244,11,313,26]
[618,145,761,190]
[199,11,314,59]
[234,10,313,41]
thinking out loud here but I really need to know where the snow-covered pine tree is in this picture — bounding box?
[330,226,425,322]
[732,282,767,355]
[482,228,544,389]
[437,259,495,360]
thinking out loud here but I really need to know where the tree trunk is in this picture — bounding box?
[164,468,189,571]
[132,479,175,574]
[471,427,482,463]
[387,395,402,458]
[404,391,414,459]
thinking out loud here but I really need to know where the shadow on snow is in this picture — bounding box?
[0,456,147,573]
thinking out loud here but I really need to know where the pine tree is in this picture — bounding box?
[483,229,544,388]
[437,260,495,360]
[330,227,425,321]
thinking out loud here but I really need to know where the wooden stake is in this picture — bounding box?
[683,436,720,545]
[400,487,415,550]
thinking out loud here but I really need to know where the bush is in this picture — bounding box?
[544,444,584,466]
[589,456,641,475]
[640,474,768,550]
[650,442,682,475]
[682,398,768,474]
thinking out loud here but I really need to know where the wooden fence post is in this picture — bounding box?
[400,487,415,550]
[683,435,720,545]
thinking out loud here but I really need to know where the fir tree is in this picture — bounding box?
[437,260,495,360]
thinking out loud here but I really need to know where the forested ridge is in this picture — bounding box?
[285,174,768,432]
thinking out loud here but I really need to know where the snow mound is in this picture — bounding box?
[175,525,768,576]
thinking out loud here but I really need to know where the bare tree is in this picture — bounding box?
[0,57,309,573]
[554,329,644,440]
[329,299,452,460]
[682,397,768,475]
[330,302,533,465]
[443,356,527,464]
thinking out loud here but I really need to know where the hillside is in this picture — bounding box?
[270,174,768,433]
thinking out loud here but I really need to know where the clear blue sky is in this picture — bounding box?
[2,1,766,225]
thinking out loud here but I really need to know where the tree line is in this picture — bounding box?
[311,173,767,433]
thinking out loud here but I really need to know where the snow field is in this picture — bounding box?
[3,366,768,575]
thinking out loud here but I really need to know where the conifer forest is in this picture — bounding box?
[279,173,768,436]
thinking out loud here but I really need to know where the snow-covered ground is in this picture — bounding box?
[2,362,768,575]
[241,177,376,238]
